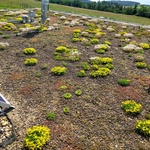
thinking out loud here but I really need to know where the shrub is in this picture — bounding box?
[51,66,66,75]
[23,48,36,55]
[140,43,150,50]
[82,62,90,71]
[103,41,111,45]
[71,38,79,42]
[75,89,82,96]
[105,63,114,69]
[77,70,86,77]
[46,112,56,120]
[56,46,68,53]
[90,68,111,77]
[54,47,81,61]
[24,126,50,150]
[135,120,150,136]
[2,35,10,39]
[96,49,105,54]
[73,29,81,38]
[147,65,150,71]
[24,58,38,66]
[101,57,113,64]
[63,107,70,114]
[89,57,113,65]
[90,38,99,44]
[63,93,72,99]
[61,85,67,90]
[117,79,130,86]
[91,64,99,70]
[121,100,142,115]
[136,62,147,69]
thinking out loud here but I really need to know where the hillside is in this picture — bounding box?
[106,0,140,6]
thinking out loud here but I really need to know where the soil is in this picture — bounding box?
[0,10,150,150]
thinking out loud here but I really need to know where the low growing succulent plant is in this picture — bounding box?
[51,66,67,75]
[75,89,82,96]
[46,112,56,120]
[24,126,50,150]
[23,48,36,55]
[63,92,72,99]
[63,107,70,114]
[136,62,147,69]
[135,120,150,136]
[121,100,142,115]
[117,78,130,86]
[24,58,38,66]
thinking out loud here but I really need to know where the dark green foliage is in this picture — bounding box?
[117,78,130,86]
[46,112,56,120]
[2,35,10,39]
[77,70,86,77]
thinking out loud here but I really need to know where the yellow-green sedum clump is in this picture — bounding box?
[136,62,147,69]
[51,66,67,75]
[23,48,36,55]
[101,57,113,64]
[73,29,81,38]
[139,43,150,50]
[136,120,150,136]
[90,67,111,77]
[24,126,50,150]
[24,58,38,66]
[121,100,142,115]
[89,56,113,65]
[56,46,68,53]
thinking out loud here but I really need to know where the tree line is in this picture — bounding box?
[39,0,150,18]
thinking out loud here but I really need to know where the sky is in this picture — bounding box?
[90,0,150,5]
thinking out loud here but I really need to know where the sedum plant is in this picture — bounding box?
[139,43,150,50]
[103,41,111,45]
[75,89,82,96]
[73,29,81,38]
[117,78,130,86]
[63,107,70,114]
[63,92,72,99]
[90,38,99,44]
[71,38,79,42]
[81,62,90,71]
[136,62,147,69]
[90,68,111,77]
[24,58,38,66]
[121,100,142,115]
[135,120,150,136]
[46,112,56,120]
[51,66,66,75]
[56,46,68,53]
[101,57,113,64]
[77,70,86,77]
[24,126,50,150]
[23,48,36,55]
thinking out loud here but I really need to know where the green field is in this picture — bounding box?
[1,0,150,25]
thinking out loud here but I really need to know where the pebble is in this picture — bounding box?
[0,116,13,144]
